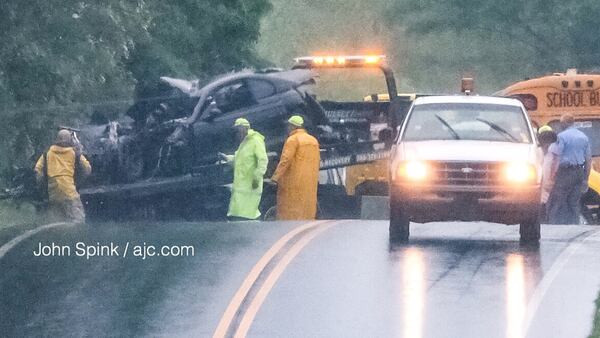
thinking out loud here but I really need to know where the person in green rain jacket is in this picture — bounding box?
[219,118,268,220]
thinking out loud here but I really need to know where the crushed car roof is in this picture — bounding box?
[161,69,316,97]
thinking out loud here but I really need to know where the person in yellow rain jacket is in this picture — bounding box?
[34,129,92,223]
[271,115,320,220]
[220,118,268,220]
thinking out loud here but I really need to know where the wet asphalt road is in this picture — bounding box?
[0,220,599,338]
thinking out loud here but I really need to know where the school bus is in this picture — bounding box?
[495,69,600,223]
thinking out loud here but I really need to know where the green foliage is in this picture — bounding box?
[0,201,42,228]
[259,0,600,95]
[257,0,399,99]
[592,292,600,338]
[0,0,271,179]
[387,0,600,88]
[127,0,272,101]
[258,0,394,69]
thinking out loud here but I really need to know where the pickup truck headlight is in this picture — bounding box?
[398,160,429,181]
[504,162,536,183]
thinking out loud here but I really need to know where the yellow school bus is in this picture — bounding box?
[495,69,600,222]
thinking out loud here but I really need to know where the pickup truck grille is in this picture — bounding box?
[433,162,501,186]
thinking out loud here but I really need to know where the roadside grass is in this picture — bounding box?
[592,292,600,338]
[0,200,42,229]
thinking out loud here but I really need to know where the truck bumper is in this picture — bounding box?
[391,183,541,224]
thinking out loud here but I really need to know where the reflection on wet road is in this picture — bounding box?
[506,253,526,338]
[401,248,425,338]
[0,220,599,337]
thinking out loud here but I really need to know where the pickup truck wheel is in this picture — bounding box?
[389,203,410,243]
[519,216,540,243]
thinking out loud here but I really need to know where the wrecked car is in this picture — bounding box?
[4,56,402,220]
[81,69,338,186]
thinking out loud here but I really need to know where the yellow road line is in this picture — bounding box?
[233,222,335,338]
[212,220,329,338]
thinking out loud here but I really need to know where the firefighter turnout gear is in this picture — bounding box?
[34,144,92,222]
[271,128,320,220]
[226,129,268,220]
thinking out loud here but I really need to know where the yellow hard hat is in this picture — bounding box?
[234,118,250,128]
[288,115,304,127]
[538,125,553,133]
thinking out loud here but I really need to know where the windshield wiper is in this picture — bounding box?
[434,114,460,140]
[475,118,519,142]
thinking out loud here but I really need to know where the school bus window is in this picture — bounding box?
[510,94,537,111]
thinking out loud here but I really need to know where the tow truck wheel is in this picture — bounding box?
[389,204,410,242]
[581,189,600,225]
[519,216,541,243]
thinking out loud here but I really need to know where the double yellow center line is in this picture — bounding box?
[212,220,338,338]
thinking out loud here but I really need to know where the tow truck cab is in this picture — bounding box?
[389,95,543,243]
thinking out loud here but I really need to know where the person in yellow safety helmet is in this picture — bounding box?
[538,125,552,134]
[34,129,92,223]
[219,118,268,220]
[270,115,321,220]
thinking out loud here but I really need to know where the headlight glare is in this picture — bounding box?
[504,162,536,183]
[399,161,428,181]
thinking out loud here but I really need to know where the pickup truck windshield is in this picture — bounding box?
[402,103,532,143]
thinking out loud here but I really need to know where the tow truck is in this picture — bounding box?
[5,54,406,221]
[345,93,431,198]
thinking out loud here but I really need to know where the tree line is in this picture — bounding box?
[2,0,600,181]
[0,0,271,177]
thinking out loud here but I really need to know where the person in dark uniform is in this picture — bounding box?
[547,114,591,224]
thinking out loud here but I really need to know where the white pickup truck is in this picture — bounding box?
[389,95,543,243]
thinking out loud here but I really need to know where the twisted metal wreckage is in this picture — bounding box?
[4,57,410,220]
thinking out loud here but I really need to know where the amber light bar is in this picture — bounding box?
[294,55,386,68]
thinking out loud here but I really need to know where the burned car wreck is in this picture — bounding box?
[82,69,330,185]
[69,66,394,220]
[4,57,401,220]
